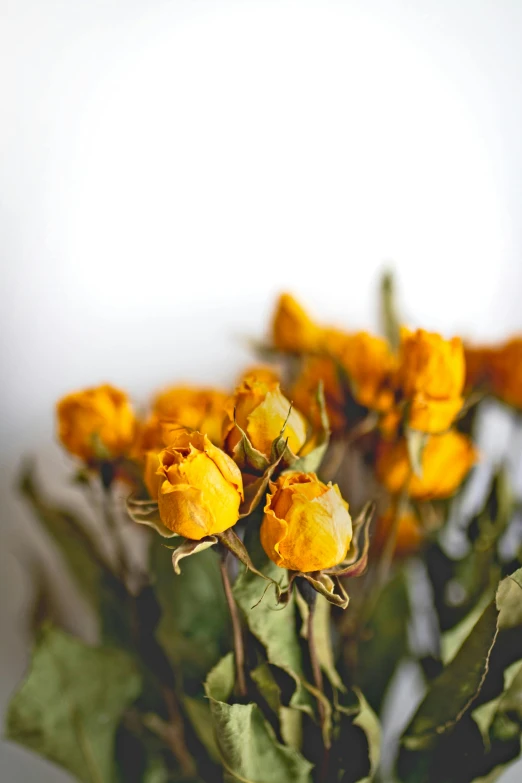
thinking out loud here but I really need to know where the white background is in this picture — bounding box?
[1,1,522,780]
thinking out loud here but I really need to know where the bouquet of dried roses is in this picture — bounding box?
[6,276,522,783]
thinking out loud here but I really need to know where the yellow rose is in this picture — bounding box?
[223,377,308,459]
[152,385,228,446]
[260,472,353,572]
[56,384,136,461]
[291,356,347,432]
[336,331,397,413]
[376,431,477,501]
[272,293,323,353]
[154,430,243,540]
[398,329,465,433]
[238,365,281,386]
[372,506,424,557]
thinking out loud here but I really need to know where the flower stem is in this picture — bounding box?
[299,579,329,782]
[220,553,247,698]
[101,486,129,585]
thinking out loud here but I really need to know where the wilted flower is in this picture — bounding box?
[260,472,353,572]
[153,430,243,540]
[56,384,136,462]
[398,329,465,433]
[376,430,477,500]
[152,385,228,446]
[272,293,323,353]
[223,377,308,460]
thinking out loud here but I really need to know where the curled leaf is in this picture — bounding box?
[239,453,284,519]
[217,529,282,597]
[232,412,270,473]
[326,502,374,578]
[126,496,178,538]
[171,536,218,574]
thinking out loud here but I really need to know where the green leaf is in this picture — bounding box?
[19,464,107,610]
[205,654,313,783]
[333,687,381,783]
[402,567,522,751]
[472,661,522,748]
[171,536,218,574]
[355,569,410,714]
[232,517,312,715]
[6,625,140,783]
[183,696,221,763]
[150,537,229,682]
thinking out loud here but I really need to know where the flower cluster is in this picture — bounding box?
[10,278,522,783]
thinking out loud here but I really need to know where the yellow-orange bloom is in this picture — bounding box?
[260,472,352,572]
[154,430,243,540]
[238,365,281,386]
[272,293,323,353]
[376,431,477,501]
[291,356,346,432]
[337,331,397,413]
[398,329,465,433]
[223,377,308,459]
[56,384,136,461]
[373,506,424,557]
[152,385,228,446]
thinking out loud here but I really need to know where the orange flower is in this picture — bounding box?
[223,377,308,459]
[56,384,136,461]
[398,329,465,433]
[373,506,424,557]
[152,385,228,446]
[154,430,243,540]
[272,293,323,353]
[376,431,477,501]
[260,472,352,572]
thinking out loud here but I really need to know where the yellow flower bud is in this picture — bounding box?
[272,293,323,353]
[336,331,397,413]
[260,472,353,572]
[56,384,136,462]
[376,431,477,501]
[155,430,243,540]
[223,378,308,459]
[152,385,228,446]
[398,329,465,433]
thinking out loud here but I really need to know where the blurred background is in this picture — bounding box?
[1,0,522,779]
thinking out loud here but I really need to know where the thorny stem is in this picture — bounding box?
[220,553,247,698]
